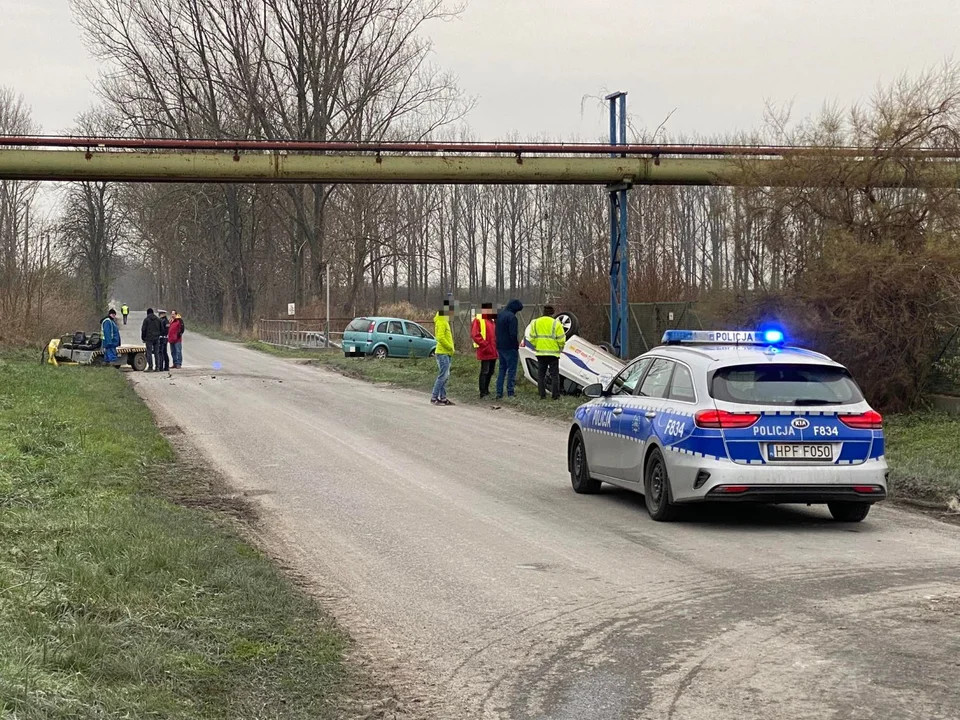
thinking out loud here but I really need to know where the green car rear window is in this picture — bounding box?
[345,318,370,332]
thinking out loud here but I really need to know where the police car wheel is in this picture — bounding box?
[644,448,678,521]
[827,502,871,522]
[570,430,601,494]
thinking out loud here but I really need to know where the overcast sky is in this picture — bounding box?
[1,0,957,141]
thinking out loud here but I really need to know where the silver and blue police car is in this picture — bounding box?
[567,329,887,522]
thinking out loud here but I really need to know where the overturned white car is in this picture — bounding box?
[519,334,626,395]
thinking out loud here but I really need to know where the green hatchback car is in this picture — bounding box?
[342,316,437,358]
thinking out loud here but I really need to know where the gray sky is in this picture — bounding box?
[1,0,957,140]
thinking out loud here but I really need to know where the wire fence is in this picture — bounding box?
[928,326,960,397]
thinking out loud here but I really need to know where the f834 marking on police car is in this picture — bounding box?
[813,425,840,437]
[567,328,888,523]
[663,418,686,437]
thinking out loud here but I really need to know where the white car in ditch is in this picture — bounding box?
[519,334,626,395]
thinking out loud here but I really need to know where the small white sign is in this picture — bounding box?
[668,312,674,321]
[287,303,296,316]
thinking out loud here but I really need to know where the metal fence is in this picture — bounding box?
[258,318,348,349]
[928,326,960,396]
[256,303,704,357]
[569,301,705,356]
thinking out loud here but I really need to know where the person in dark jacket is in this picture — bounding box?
[495,299,523,399]
[141,308,164,372]
[157,310,171,371]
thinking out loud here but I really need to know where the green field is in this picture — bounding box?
[0,352,354,719]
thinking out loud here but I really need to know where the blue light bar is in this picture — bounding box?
[661,329,786,345]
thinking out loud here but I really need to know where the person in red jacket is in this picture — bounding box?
[168,311,185,369]
[471,302,498,399]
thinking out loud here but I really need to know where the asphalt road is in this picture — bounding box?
[129,317,960,720]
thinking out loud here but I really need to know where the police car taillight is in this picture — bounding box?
[838,410,883,430]
[694,409,760,429]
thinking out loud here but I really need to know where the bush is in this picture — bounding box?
[708,237,960,412]
[377,300,432,321]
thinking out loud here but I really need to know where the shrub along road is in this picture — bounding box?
[123,327,960,719]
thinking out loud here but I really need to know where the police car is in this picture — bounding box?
[567,329,888,522]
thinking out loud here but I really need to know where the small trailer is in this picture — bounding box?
[44,331,149,371]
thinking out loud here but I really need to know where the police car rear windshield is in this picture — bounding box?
[710,364,864,406]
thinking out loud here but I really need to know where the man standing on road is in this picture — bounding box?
[157,310,171,372]
[141,308,164,372]
[495,299,523,400]
[100,309,121,365]
[431,300,456,406]
[525,304,566,400]
[168,311,184,369]
[120,303,129,325]
[471,302,498,399]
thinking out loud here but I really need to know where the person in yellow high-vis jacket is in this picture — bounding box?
[525,304,566,399]
[431,300,456,406]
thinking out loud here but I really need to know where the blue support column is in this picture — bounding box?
[606,92,630,358]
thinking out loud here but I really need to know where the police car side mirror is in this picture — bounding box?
[582,383,603,399]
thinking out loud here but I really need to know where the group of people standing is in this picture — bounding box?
[97,306,185,371]
[141,308,185,371]
[429,299,567,405]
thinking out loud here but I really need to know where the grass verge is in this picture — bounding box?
[190,323,249,343]
[310,352,583,420]
[0,352,352,719]
[884,412,960,506]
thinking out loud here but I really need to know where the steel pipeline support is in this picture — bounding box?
[607,92,630,359]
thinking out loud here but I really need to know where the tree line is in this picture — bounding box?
[1,0,958,407]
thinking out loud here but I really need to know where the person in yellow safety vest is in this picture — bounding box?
[120,303,129,325]
[525,304,566,400]
[471,302,498,399]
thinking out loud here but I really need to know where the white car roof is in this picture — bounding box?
[643,344,843,372]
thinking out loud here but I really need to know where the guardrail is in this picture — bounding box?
[258,319,345,350]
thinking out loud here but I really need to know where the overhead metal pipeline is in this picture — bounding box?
[2,135,960,158]
[0,142,958,186]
